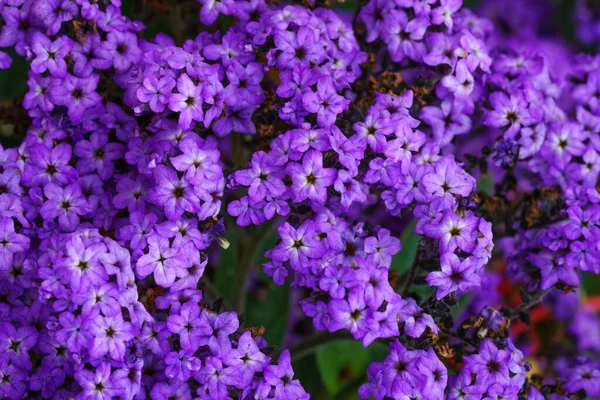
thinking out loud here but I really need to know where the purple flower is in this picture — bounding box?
[58,236,107,291]
[302,77,349,128]
[353,109,392,153]
[74,363,117,400]
[136,235,188,288]
[23,143,76,187]
[49,73,102,124]
[286,150,337,204]
[90,315,136,361]
[264,350,308,400]
[359,0,394,43]
[29,365,65,399]
[441,60,475,97]
[74,133,125,180]
[423,32,458,67]
[198,0,235,25]
[528,250,579,290]
[171,137,222,182]
[421,100,471,146]
[113,175,148,213]
[334,169,367,210]
[379,340,423,395]
[224,61,265,106]
[431,0,462,29]
[23,74,54,112]
[205,311,239,349]
[71,32,113,75]
[212,101,256,136]
[0,51,11,69]
[0,359,27,399]
[148,166,201,221]
[223,331,269,385]
[422,157,476,199]
[31,0,78,36]
[484,92,532,138]
[30,32,73,77]
[165,350,201,381]
[119,212,157,255]
[228,196,265,227]
[398,298,439,338]
[328,290,368,337]
[271,220,325,270]
[381,10,428,62]
[277,63,318,99]
[166,301,211,351]
[274,27,324,69]
[430,211,479,253]
[427,253,481,299]
[0,323,38,369]
[564,361,600,398]
[40,183,91,232]
[456,33,492,72]
[168,73,204,129]
[0,218,29,271]
[56,312,92,353]
[463,339,512,386]
[136,75,176,113]
[100,30,141,72]
[203,31,253,67]
[195,356,242,398]
[234,151,286,201]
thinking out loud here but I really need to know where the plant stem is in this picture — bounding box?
[509,287,554,321]
[230,220,275,314]
[168,0,185,46]
[331,377,365,400]
[401,259,420,295]
[231,233,253,314]
[199,276,231,309]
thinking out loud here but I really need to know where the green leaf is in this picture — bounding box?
[213,229,237,301]
[243,230,290,345]
[316,340,370,396]
[141,16,176,41]
[336,0,358,10]
[0,50,28,102]
[212,223,289,345]
[477,174,494,195]
[581,272,600,296]
[391,220,421,274]
[369,341,389,361]
[244,278,289,345]
[292,354,326,397]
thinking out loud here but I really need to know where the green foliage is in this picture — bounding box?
[477,174,494,195]
[243,232,290,344]
[244,273,290,345]
[581,272,600,296]
[293,354,326,396]
[214,228,289,345]
[316,340,370,396]
[462,0,479,7]
[391,220,421,274]
[214,230,237,301]
[0,50,28,102]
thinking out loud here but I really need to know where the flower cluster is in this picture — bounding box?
[0,0,307,398]
[359,340,447,399]
[0,0,599,399]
